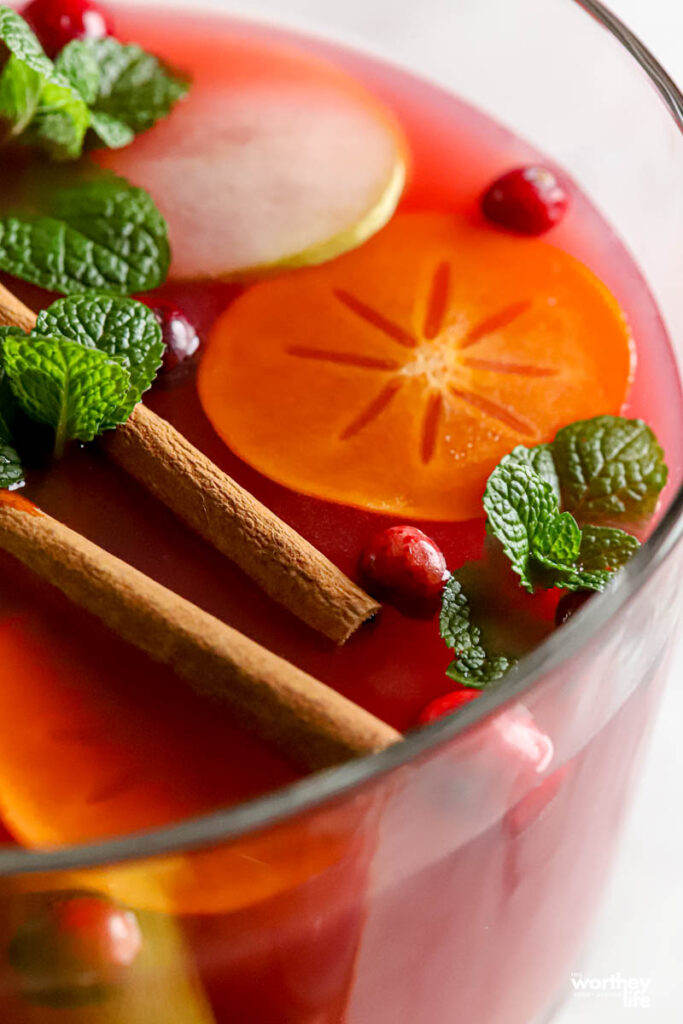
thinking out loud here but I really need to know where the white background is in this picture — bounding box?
[550,9,683,1024]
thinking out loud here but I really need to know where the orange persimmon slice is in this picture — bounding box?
[199,213,634,521]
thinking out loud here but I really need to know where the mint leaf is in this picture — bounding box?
[0,6,50,71]
[35,293,163,423]
[0,6,90,160]
[89,109,134,148]
[440,577,515,687]
[483,457,560,591]
[506,442,561,502]
[0,326,25,445]
[83,37,189,145]
[552,416,668,525]
[0,176,170,294]
[0,441,23,489]
[2,333,130,456]
[531,511,582,568]
[54,39,100,105]
[0,54,43,135]
[543,526,640,593]
[576,525,640,574]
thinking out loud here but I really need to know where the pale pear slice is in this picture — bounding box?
[95,35,407,280]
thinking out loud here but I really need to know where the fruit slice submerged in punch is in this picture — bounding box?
[96,33,406,279]
[199,212,634,521]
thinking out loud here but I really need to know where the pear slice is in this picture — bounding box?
[94,35,407,280]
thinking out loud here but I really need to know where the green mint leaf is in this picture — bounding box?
[54,39,100,105]
[552,416,668,525]
[0,440,23,490]
[0,54,43,135]
[530,524,639,593]
[0,326,26,446]
[2,333,130,455]
[0,176,170,294]
[88,109,134,149]
[0,6,53,75]
[483,456,561,592]
[83,37,189,143]
[21,74,90,161]
[531,511,582,568]
[440,576,516,687]
[505,442,561,502]
[35,293,163,423]
[576,525,640,574]
[0,6,90,160]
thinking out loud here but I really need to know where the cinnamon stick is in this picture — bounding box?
[0,283,379,644]
[0,493,401,771]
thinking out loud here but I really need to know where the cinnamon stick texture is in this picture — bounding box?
[0,283,380,644]
[0,496,401,771]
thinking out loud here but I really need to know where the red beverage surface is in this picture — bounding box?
[0,6,680,848]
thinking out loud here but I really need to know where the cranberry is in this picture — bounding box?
[359,525,449,615]
[555,589,593,626]
[23,0,113,57]
[417,687,481,725]
[481,166,568,235]
[9,892,142,1006]
[505,763,570,836]
[492,706,554,774]
[145,299,201,377]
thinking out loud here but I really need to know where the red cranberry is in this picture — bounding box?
[481,166,568,235]
[23,0,113,57]
[418,688,481,725]
[555,589,593,626]
[9,892,142,1006]
[505,763,569,835]
[492,706,554,774]
[359,525,449,615]
[144,299,201,377]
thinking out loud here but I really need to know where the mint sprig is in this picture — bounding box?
[0,6,189,160]
[440,576,516,687]
[483,417,662,594]
[0,292,162,468]
[0,176,170,295]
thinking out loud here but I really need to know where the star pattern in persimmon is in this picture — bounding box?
[287,261,557,464]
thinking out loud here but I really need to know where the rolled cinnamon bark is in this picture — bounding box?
[0,283,380,644]
[0,494,401,771]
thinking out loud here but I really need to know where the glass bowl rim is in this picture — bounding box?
[0,0,681,878]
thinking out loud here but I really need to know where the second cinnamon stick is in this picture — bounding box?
[0,494,401,771]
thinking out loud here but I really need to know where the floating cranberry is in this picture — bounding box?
[22,0,113,57]
[555,589,593,626]
[145,299,201,377]
[481,166,568,235]
[359,525,449,615]
[417,687,481,725]
[9,892,142,1007]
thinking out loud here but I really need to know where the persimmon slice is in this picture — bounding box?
[199,213,634,521]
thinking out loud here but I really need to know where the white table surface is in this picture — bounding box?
[547,10,683,1024]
